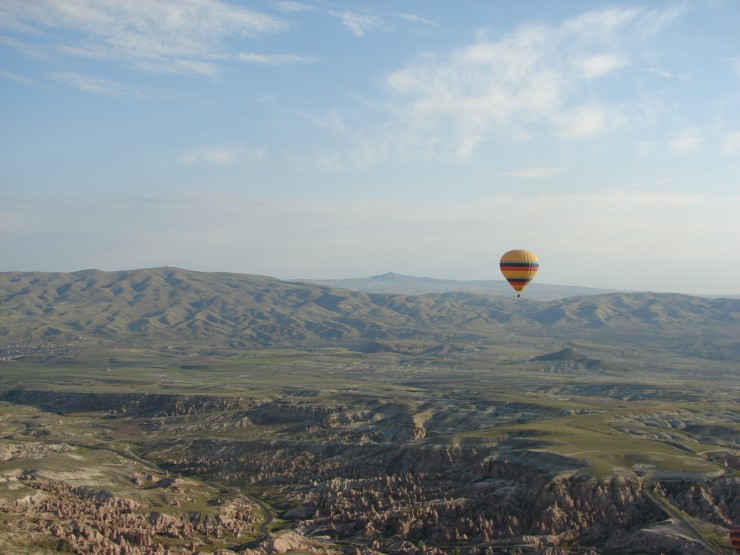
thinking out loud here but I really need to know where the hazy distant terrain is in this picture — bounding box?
[1,267,739,554]
[295,271,623,300]
[298,272,740,300]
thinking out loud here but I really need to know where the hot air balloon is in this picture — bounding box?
[500,249,539,297]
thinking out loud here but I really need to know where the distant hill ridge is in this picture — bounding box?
[293,272,621,300]
[1,268,739,357]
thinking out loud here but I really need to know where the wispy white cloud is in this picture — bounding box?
[634,4,687,38]
[274,1,316,13]
[385,26,562,158]
[328,10,383,37]
[580,54,627,78]
[669,128,702,154]
[180,144,267,165]
[239,52,317,65]
[51,71,140,97]
[137,59,220,77]
[562,7,640,40]
[554,105,617,139]
[395,13,437,26]
[1,0,286,76]
[643,67,673,78]
[371,6,681,161]
[504,167,565,178]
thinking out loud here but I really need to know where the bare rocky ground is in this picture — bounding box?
[0,403,266,554]
[1,343,738,555]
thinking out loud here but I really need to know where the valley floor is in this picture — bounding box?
[0,346,738,554]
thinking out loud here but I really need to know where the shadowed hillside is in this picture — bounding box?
[2,268,739,357]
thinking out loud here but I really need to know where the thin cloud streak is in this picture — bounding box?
[328,10,383,37]
[1,0,286,76]
[239,52,317,65]
[395,13,437,27]
[50,71,140,97]
[274,2,316,14]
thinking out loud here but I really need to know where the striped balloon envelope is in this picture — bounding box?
[500,249,539,296]
[730,527,740,554]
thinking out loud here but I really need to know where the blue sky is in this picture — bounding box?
[1,0,739,294]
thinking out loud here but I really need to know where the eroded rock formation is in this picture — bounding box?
[0,470,259,554]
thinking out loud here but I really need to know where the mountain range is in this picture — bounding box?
[2,267,738,358]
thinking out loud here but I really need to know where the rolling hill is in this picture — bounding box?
[1,268,739,357]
